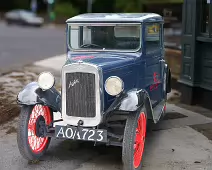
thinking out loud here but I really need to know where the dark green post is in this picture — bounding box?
[47,0,55,23]
[178,0,201,104]
[179,0,212,109]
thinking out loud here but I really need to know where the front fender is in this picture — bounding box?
[17,82,61,112]
[105,89,153,119]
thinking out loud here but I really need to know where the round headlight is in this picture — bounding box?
[105,76,124,96]
[38,72,55,90]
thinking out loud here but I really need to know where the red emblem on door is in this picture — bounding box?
[150,72,160,91]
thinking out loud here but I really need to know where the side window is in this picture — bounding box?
[70,26,92,48]
[145,23,161,53]
[201,0,209,34]
[70,25,80,49]
[82,26,91,44]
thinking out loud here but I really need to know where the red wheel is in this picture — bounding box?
[17,105,53,160]
[28,105,52,153]
[122,107,147,170]
[134,113,146,168]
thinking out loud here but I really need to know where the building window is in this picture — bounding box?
[201,0,209,34]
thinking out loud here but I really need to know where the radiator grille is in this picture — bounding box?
[66,72,96,118]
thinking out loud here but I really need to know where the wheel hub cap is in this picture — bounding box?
[35,115,46,138]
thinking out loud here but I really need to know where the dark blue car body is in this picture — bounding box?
[66,51,164,111]
[17,12,171,127]
[17,13,171,169]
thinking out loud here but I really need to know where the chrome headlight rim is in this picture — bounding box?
[104,76,124,96]
[38,72,55,91]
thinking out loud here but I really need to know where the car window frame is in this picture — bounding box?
[67,22,143,53]
[143,21,163,55]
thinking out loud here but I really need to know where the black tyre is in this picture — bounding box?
[160,67,168,120]
[122,106,147,170]
[17,104,53,160]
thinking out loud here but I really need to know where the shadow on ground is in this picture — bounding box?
[191,123,212,141]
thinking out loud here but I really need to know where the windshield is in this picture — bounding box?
[68,24,141,51]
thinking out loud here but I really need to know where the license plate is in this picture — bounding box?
[55,125,107,143]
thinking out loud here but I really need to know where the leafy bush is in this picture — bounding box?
[13,0,29,9]
[115,0,143,12]
[55,2,79,18]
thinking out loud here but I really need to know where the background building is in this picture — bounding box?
[179,0,212,109]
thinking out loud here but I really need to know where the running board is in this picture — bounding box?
[152,100,166,123]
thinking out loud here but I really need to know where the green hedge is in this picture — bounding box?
[55,2,79,18]
[115,0,143,12]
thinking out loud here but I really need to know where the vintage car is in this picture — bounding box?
[16,13,171,170]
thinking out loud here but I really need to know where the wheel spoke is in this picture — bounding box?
[141,114,146,137]
[135,132,142,143]
[134,143,137,150]
[28,121,35,131]
[35,137,38,150]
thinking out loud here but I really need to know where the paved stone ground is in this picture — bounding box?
[0,103,212,170]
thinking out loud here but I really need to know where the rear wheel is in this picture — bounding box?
[17,104,52,160]
[122,106,147,170]
[160,103,167,120]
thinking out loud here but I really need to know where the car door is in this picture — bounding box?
[144,22,164,108]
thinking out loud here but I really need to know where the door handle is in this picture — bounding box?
[159,59,165,63]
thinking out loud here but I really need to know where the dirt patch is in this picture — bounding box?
[0,83,20,125]
[5,126,17,134]
[167,91,181,104]
[0,67,61,125]
[0,97,20,125]
[0,71,38,103]
[190,123,212,141]
[0,70,37,125]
